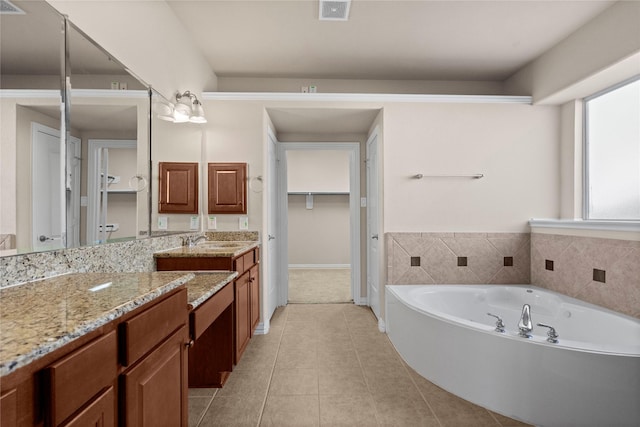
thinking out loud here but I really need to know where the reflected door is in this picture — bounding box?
[32,123,64,251]
[366,132,380,319]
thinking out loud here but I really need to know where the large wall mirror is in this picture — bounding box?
[1,0,152,256]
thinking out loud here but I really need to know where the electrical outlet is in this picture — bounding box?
[301,86,309,93]
[190,216,199,230]
[309,85,317,93]
[208,215,217,230]
[158,216,168,230]
[239,216,249,230]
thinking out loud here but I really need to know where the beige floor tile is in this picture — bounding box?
[371,391,439,427]
[269,368,319,395]
[216,368,271,397]
[199,395,264,427]
[188,396,212,427]
[424,386,500,427]
[275,347,318,370]
[490,411,533,427]
[188,388,218,398]
[260,395,320,427]
[317,348,361,370]
[319,394,379,426]
[318,366,369,396]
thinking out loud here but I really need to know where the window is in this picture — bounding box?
[584,77,640,220]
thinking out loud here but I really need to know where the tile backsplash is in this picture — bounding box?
[531,233,640,318]
[0,234,185,287]
[387,232,531,285]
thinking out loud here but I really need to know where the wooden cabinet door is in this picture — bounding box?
[249,264,260,334]
[159,162,198,214]
[121,325,188,427]
[63,386,115,427]
[208,163,247,214]
[234,273,251,364]
[0,389,17,427]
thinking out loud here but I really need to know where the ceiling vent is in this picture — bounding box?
[0,0,25,14]
[319,0,351,21]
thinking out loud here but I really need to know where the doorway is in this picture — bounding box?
[275,142,361,307]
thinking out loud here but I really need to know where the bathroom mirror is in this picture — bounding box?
[0,1,152,255]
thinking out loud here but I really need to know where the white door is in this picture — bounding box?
[366,131,380,319]
[32,123,64,251]
[266,130,279,320]
[66,135,81,247]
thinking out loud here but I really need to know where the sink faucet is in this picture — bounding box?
[518,304,533,338]
[182,235,206,248]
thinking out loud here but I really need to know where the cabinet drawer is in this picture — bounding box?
[47,331,117,426]
[242,250,255,269]
[121,288,187,366]
[233,256,244,275]
[190,282,233,340]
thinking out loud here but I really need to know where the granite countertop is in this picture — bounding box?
[186,271,238,310]
[0,272,194,377]
[154,241,260,259]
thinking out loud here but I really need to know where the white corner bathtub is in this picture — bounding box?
[386,285,640,427]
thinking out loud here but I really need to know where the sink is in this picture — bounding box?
[197,241,251,250]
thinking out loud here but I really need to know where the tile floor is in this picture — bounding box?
[288,268,352,304]
[188,303,530,427]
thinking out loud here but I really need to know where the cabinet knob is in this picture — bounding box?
[185,339,194,349]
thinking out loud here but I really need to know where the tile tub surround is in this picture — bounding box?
[387,233,531,285]
[0,271,194,376]
[0,234,187,288]
[531,233,640,319]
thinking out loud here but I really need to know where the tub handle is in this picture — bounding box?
[537,323,559,343]
[487,313,505,333]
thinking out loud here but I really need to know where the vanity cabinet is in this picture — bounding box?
[120,288,189,427]
[188,281,234,388]
[45,330,117,426]
[156,246,260,365]
[0,287,189,427]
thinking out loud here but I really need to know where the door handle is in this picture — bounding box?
[268,235,276,241]
[39,235,52,242]
[371,234,379,240]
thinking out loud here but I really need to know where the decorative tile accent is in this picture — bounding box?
[545,260,554,271]
[457,257,468,267]
[410,257,421,267]
[531,233,640,319]
[593,269,606,283]
[504,257,514,267]
[387,232,530,286]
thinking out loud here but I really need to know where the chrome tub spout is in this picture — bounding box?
[518,304,533,338]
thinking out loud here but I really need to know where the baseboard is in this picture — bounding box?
[254,321,269,335]
[289,264,350,269]
[378,318,386,333]
[354,297,368,305]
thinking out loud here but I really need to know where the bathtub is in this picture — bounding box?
[385,285,640,427]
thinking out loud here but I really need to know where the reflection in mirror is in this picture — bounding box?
[1,0,64,255]
[67,22,151,246]
[0,1,152,256]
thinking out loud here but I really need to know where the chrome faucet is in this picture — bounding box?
[537,323,559,343]
[486,313,505,333]
[182,235,206,248]
[518,304,533,338]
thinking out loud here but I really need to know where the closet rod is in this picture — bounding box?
[412,173,484,179]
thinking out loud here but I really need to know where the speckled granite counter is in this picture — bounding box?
[154,241,260,259]
[0,272,194,377]
[186,271,238,309]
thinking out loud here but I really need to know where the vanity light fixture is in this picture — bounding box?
[175,90,207,123]
[154,91,207,123]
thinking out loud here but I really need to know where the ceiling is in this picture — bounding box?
[167,0,615,81]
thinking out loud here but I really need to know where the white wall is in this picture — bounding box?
[382,102,560,232]
[505,1,640,104]
[287,150,350,193]
[287,194,350,266]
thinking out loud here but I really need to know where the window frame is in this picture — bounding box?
[582,75,640,221]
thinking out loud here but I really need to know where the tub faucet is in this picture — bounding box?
[486,313,505,333]
[518,304,533,338]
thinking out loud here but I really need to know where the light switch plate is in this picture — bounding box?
[360,197,367,207]
[239,216,249,230]
[158,216,168,230]
[190,216,199,230]
[207,215,217,229]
